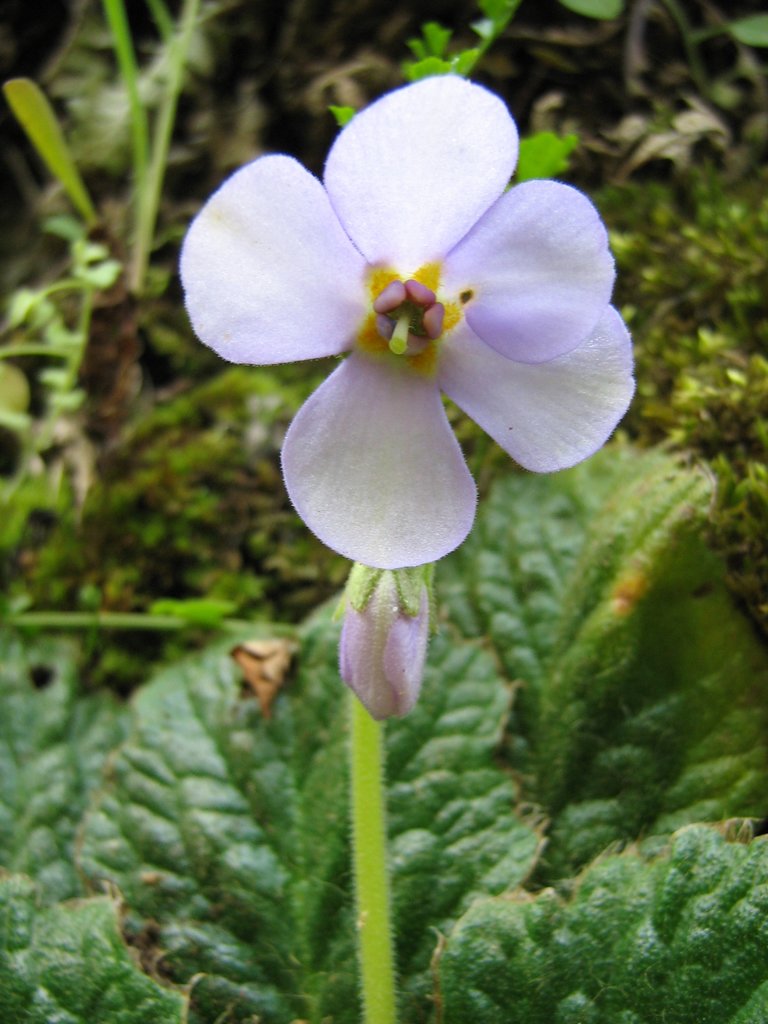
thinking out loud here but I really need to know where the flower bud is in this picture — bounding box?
[339,566,431,720]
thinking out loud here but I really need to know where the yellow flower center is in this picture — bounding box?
[355,262,462,377]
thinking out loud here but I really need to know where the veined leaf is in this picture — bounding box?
[0,873,185,1023]
[440,826,768,1023]
[2,446,767,1020]
[0,633,129,902]
[441,449,768,879]
[78,622,539,1023]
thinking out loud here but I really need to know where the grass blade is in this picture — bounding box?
[3,78,96,225]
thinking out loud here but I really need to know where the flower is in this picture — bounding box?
[181,75,634,570]
[339,567,430,719]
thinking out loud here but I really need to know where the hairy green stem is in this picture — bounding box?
[350,694,398,1024]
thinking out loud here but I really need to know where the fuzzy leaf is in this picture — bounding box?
[440,449,768,878]
[536,454,768,877]
[440,826,768,1023]
[0,872,185,1023]
[78,622,539,1023]
[0,632,129,902]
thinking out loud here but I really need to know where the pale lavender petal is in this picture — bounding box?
[442,180,615,363]
[339,594,395,719]
[324,77,518,271]
[438,308,634,472]
[181,155,367,365]
[382,589,429,717]
[281,353,476,568]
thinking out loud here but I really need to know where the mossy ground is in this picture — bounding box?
[602,167,768,631]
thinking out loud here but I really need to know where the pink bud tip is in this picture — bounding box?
[373,280,407,314]
[423,303,445,339]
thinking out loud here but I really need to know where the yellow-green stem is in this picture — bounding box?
[350,693,398,1024]
[130,0,200,293]
[102,0,149,198]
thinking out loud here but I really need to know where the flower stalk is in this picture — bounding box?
[350,692,398,1024]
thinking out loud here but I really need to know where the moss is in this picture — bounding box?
[600,166,768,633]
[17,363,347,657]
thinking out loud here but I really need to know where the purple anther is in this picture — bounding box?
[404,279,436,306]
[375,313,395,340]
[373,280,407,314]
[422,302,445,340]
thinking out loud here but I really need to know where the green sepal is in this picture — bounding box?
[344,562,434,619]
[344,562,385,613]
[393,564,433,618]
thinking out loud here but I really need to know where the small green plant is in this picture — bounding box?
[5,0,201,297]
[403,1,524,81]
[0,0,202,515]
[0,217,121,494]
[331,1,582,176]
